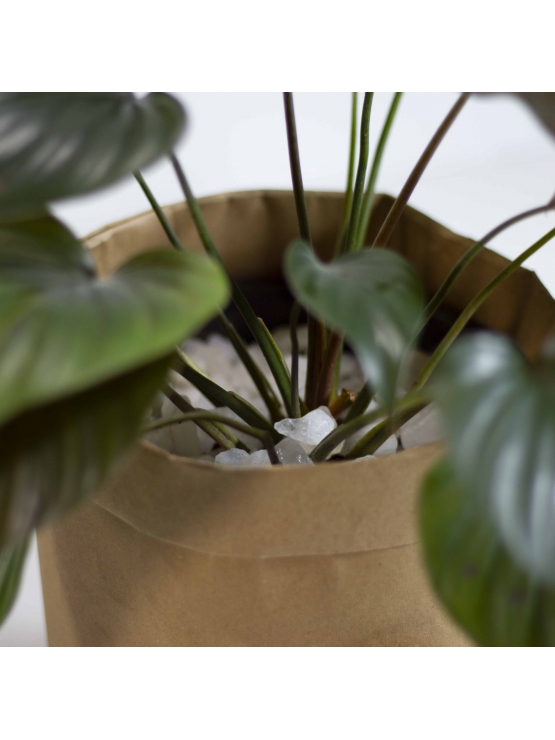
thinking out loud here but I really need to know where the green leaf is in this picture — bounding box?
[0,93,185,217]
[420,458,555,647]
[284,241,424,406]
[431,332,555,587]
[0,538,29,626]
[0,214,230,428]
[0,215,230,544]
[0,357,171,545]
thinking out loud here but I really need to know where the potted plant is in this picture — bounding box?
[2,92,555,646]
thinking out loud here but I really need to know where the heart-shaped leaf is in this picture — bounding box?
[0,538,29,626]
[0,215,230,544]
[421,458,555,646]
[430,332,555,586]
[0,214,229,428]
[0,93,185,217]
[284,242,424,406]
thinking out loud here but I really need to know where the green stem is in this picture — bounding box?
[414,224,555,392]
[134,171,184,252]
[176,349,276,434]
[289,302,302,418]
[345,402,427,459]
[282,92,323,410]
[344,92,374,254]
[334,92,359,256]
[356,92,403,251]
[423,203,555,323]
[372,92,470,248]
[146,409,280,464]
[170,154,292,413]
[344,382,373,422]
[162,386,240,450]
[310,391,427,462]
[217,320,283,423]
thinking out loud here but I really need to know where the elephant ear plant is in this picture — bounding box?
[1,93,555,647]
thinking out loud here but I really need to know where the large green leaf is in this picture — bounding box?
[431,332,555,586]
[284,241,424,406]
[0,215,230,544]
[421,459,555,646]
[0,93,185,217]
[0,538,29,626]
[0,214,230,428]
[0,358,171,545]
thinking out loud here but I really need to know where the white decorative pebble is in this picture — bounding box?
[215,449,250,466]
[274,405,337,452]
[275,438,313,465]
[245,449,272,466]
[399,405,444,449]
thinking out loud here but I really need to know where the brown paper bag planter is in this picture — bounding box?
[38,191,555,646]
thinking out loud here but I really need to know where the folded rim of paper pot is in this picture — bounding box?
[85,190,555,560]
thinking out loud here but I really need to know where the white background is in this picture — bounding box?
[2,91,555,647]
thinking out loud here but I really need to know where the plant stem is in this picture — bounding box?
[356,92,403,251]
[344,382,373,422]
[217,320,283,423]
[328,389,356,418]
[372,92,471,248]
[146,408,280,464]
[310,391,427,462]
[334,92,359,256]
[343,92,374,254]
[170,154,292,413]
[413,224,555,392]
[423,203,555,322]
[283,92,325,410]
[162,386,240,450]
[345,402,427,458]
[314,332,344,407]
[289,302,302,418]
[134,171,184,252]
[176,350,276,433]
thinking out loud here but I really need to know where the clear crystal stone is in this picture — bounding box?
[215,449,250,466]
[275,438,314,465]
[400,404,443,449]
[274,406,337,452]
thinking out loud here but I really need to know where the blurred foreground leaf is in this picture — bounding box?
[284,241,424,407]
[0,538,29,626]
[431,332,555,587]
[421,459,555,646]
[0,215,230,544]
[0,93,185,217]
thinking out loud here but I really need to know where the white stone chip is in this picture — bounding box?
[275,438,314,465]
[274,406,337,452]
[399,404,444,449]
[245,449,272,467]
[215,449,250,466]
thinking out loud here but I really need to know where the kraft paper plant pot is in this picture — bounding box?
[38,191,555,647]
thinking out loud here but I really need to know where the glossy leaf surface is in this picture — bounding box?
[421,459,555,646]
[0,214,230,428]
[0,538,29,626]
[431,332,555,586]
[0,215,229,544]
[0,93,185,217]
[284,241,424,406]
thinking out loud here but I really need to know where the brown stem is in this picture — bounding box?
[372,92,471,248]
[314,332,344,408]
